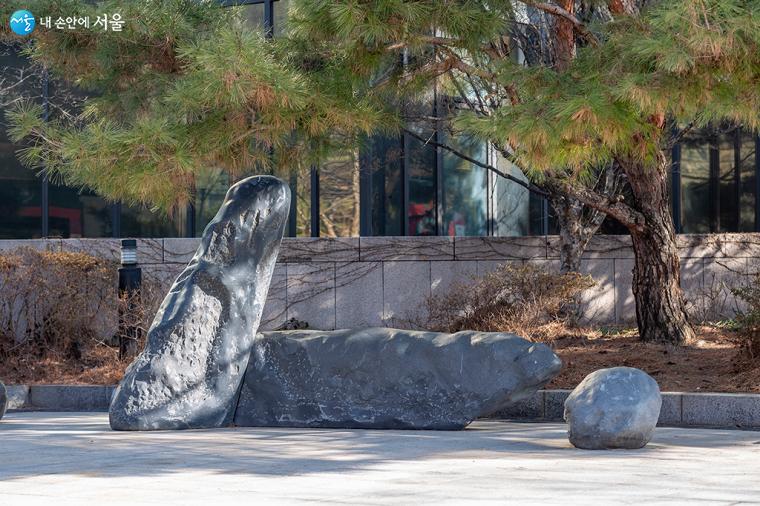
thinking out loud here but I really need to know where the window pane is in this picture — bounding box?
[121,205,184,238]
[719,132,739,231]
[492,156,530,237]
[441,135,487,236]
[48,185,113,238]
[0,43,42,239]
[319,149,360,237]
[273,0,290,36]
[680,132,711,233]
[47,64,112,238]
[293,167,311,237]
[194,167,231,236]
[406,113,437,236]
[241,3,265,29]
[363,135,403,236]
[0,149,42,239]
[738,130,756,232]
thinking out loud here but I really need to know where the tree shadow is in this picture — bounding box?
[1,414,758,482]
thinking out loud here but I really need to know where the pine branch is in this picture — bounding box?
[520,1,600,46]
[542,176,644,231]
[385,36,465,51]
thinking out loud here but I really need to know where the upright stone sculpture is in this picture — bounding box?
[234,328,562,429]
[110,176,290,430]
[0,381,7,421]
[564,367,662,450]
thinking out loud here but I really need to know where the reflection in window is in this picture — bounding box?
[719,133,737,231]
[441,135,487,236]
[239,0,288,34]
[492,155,530,236]
[49,185,112,238]
[47,73,112,238]
[121,205,184,238]
[680,132,711,233]
[679,127,756,233]
[0,43,42,239]
[273,0,290,36]
[733,130,756,232]
[241,3,265,29]
[406,114,437,236]
[292,166,311,236]
[0,149,42,239]
[194,167,230,236]
[319,149,360,237]
[363,135,403,236]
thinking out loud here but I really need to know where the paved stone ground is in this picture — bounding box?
[1,412,759,505]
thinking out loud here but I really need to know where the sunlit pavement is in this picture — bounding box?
[1,412,759,505]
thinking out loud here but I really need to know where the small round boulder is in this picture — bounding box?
[564,367,661,450]
[0,381,7,421]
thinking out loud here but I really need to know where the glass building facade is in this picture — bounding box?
[1,1,759,239]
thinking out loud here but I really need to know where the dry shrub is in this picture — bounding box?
[423,263,595,338]
[115,273,165,360]
[732,273,760,362]
[0,247,116,359]
[0,247,164,375]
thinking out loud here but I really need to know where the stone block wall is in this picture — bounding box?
[1,233,758,330]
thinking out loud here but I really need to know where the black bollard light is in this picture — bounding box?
[118,239,142,360]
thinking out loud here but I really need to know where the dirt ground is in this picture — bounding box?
[1,325,758,392]
[544,325,759,393]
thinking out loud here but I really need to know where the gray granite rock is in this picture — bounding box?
[564,367,661,450]
[234,328,562,429]
[0,381,6,420]
[110,176,290,430]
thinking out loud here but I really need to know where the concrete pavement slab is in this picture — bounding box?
[0,412,759,505]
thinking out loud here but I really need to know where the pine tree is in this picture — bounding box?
[288,0,760,344]
[1,0,387,212]
[4,0,759,344]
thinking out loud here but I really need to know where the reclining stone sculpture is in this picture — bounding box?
[235,328,562,430]
[110,175,562,431]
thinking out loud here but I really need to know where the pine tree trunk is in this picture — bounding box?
[551,195,586,325]
[624,152,695,344]
[552,195,585,274]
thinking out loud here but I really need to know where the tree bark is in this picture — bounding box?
[551,195,585,273]
[550,193,586,324]
[622,152,695,344]
[554,0,576,71]
[351,148,361,237]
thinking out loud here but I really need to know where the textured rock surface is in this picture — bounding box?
[564,367,661,450]
[0,381,6,421]
[234,328,562,429]
[110,176,290,430]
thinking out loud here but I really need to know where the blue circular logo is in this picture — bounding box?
[10,10,36,36]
